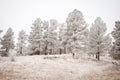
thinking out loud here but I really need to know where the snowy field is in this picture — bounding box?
[0,54,120,80]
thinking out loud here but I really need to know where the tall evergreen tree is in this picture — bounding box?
[29,18,43,55]
[42,20,49,55]
[89,17,112,60]
[17,30,27,55]
[111,20,120,60]
[1,27,14,56]
[66,9,87,57]
[59,23,67,54]
[47,19,58,54]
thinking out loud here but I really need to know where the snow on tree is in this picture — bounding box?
[28,18,43,55]
[49,19,58,31]
[111,20,120,60]
[17,30,27,55]
[59,23,67,54]
[1,27,14,56]
[42,20,49,55]
[82,28,90,54]
[42,19,62,55]
[89,17,112,60]
[66,9,88,57]
[47,19,58,54]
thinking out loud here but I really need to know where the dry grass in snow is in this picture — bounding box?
[0,54,120,80]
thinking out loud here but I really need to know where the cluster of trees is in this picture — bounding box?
[0,9,119,60]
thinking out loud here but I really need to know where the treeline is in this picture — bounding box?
[0,9,120,60]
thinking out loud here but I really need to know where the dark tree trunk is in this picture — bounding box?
[60,48,62,55]
[6,48,8,53]
[96,53,98,59]
[96,41,100,60]
[5,48,9,56]
[45,40,48,55]
[96,52,100,60]
[45,46,47,55]
[72,53,75,58]
[20,47,22,55]
[98,52,100,60]
[39,41,41,55]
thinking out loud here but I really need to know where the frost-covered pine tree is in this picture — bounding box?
[58,23,67,54]
[28,18,43,55]
[66,9,87,57]
[89,17,112,60]
[47,19,58,54]
[1,27,14,56]
[42,20,49,55]
[111,20,120,60]
[17,30,27,55]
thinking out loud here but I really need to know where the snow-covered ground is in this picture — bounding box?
[0,54,119,80]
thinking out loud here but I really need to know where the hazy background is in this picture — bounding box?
[0,0,120,42]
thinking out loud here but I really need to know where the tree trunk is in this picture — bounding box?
[20,47,22,55]
[39,41,41,55]
[45,40,48,55]
[96,53,98,59]
[98,52,100,60]
[72,53,75,58]
[6,48,9,56]
[96,52,100,60]
[45,46,47,55]
[60,48,62,55]
[96,41,100,60]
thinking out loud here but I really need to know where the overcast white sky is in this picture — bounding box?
[0,0,120,40]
